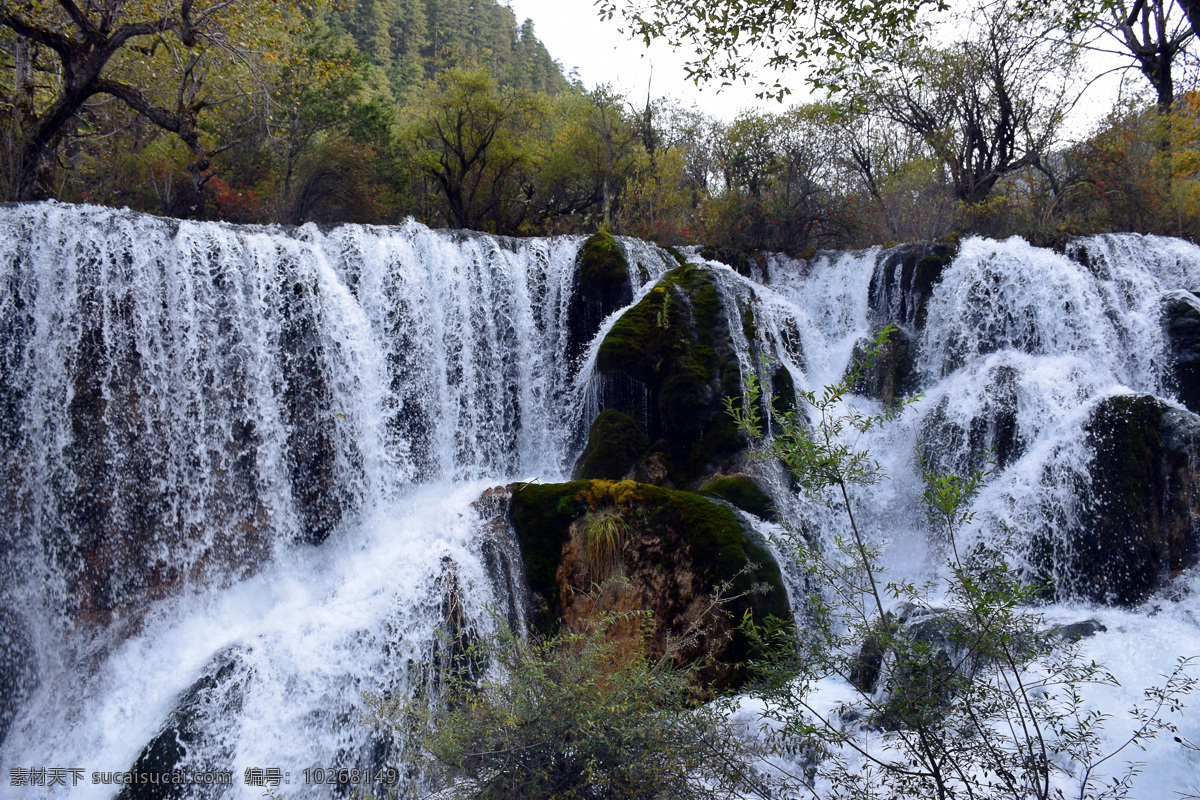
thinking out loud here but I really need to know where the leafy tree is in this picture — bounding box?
[0,0,300,201]
[1043,0,1195,113]
[404,67,540,231]
[595,0,948,98]
[268,25,385,212]
[865,1,1079,205]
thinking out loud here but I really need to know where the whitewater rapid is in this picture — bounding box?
[1,203,1198,797]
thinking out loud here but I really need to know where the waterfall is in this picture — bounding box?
[2,203,1199,797]
[0,202,675,798]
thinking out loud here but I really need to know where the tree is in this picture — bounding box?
[0,0,296,201]
[865,1,1079,205]
[1110,0,1194,112]
[595,0,949,98]
[404,67,539,231]
[1046,0,1194,113]
[268,26,381,210]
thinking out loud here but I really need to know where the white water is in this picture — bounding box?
[2,205,1200,798]
[0,203,674,798]
[701,235,1200,798]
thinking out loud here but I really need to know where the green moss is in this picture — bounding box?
[743,304,756,343]
[509,479,791,650]
[510,481,592,627]
[574,409,650,480]
[702,475,776,520]
[591,263,744,486]
[578,231,629,292]
[664,246,688,267]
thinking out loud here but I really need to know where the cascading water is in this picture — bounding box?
[698,234,1200,795]
[0,202,672,798]
[2,202,1199,798]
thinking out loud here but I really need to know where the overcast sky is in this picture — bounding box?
[503,0,803,120]
[503,0,1138,137]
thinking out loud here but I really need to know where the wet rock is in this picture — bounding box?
[573,409,650,481]
[701,474,776,520]
[699,246,769,282]
[847,324,919,405]
[586,263,745,488]
[280,279,346,546]
[1041,394,1200,605]
[565,231,633,364]
[868,242,956,332]
[849,604,963,729]
[1051,619,1107,642]
[117,648,250,800]
[471,485,529,634]
[0,610,36,748]
[509,479,790,690]
[1162,290,1200,414]
[917,363,1023,479]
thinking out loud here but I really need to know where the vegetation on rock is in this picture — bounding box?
[590,263,745,487]
[565,231,633,363]
[377,598,770,800]
[509,478,789,688]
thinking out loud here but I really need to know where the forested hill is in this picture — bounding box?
[331,0,570,98]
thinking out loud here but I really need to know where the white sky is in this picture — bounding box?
[503,0,1150,138]
[503,0,805,120]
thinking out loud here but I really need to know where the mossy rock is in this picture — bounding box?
[846,324,918,405]
[771,365,797,418]
[1033,394,1200,605]
[574,409,650,480]
[663,246,689,267]
[701,475,776,520]
[700,245,769,281]
[589,263,745,487]
[509,479,790,689]
[565,231,633,363]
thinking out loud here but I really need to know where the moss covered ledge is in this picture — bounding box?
[509,478,790,689]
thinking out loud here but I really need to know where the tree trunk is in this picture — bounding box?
[1176,0,1200,36]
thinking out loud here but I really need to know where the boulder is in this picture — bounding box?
[868,242,956,332]
[701,475,776,520]
[1162,290,1200,414]
[280,278,347,546]
[846,243,956,404]
[580,262,745,488]
[847,324,919,405]
[1038,394,1200,605]
[117,648,250,800]
[700,245,769,282]
[509,479,790,690]
[573,409,650,481]
[918,363,1023,476]
[565,231,634,364]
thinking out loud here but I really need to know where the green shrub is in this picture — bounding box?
[372,592,771,799]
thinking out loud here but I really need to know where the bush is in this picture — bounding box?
[372,586,772,800]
